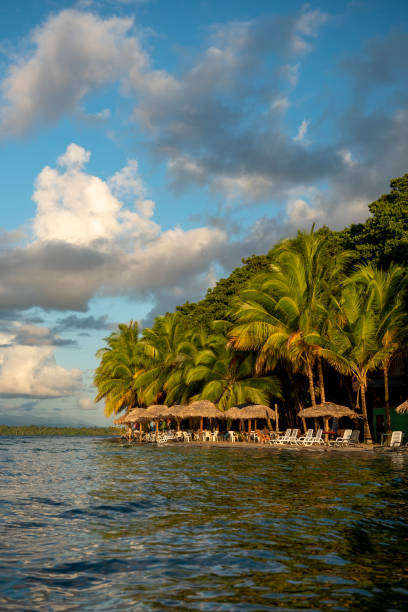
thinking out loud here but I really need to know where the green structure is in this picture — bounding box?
[373,407,408,443]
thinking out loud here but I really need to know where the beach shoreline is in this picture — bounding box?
[111,438,406,453]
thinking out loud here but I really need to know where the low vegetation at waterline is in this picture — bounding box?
[94,175,408,442]
[0,425,118,436]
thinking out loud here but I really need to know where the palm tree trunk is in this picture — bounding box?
[306,360,319,430]
[360,383,372,444]
[317,356,326,403]
[384,364,391,433]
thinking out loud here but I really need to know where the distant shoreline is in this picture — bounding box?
[0,425,118,436]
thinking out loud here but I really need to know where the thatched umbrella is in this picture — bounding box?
[396,399,408,414]
[187,400,226,431]
[298,402,361,420]
[114,407,149,424]
[113,407,149,438]
[143,404,170,435]
[298,402,361,442]
[226,404,275,434]
[144,404,169,419]
[168,405,188,431]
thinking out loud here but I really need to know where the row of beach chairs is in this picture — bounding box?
[270,428,361,446]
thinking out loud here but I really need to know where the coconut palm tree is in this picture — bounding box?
[321,282,393,443]
[94,321,142,416]
[133,313,194,405]
[186,330,281,411]
[228,229,347,410]
[349,263,407,432]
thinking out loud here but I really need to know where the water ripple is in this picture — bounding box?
[0,437,407,610]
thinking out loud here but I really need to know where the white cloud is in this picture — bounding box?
[0,345,82,398]
[270,96,290,112]
[294,119,310,142]
[292,9,328,53]
[57,142,91,170]
[0,144,226,316]
[286,198,322,226]
[281,63,299,86]
[78,395,96,410]
[0,10,146,135]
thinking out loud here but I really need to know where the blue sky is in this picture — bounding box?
[0,0,407,426]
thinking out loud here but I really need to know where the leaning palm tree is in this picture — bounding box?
[350,264,407,432]
[94,321,142,417]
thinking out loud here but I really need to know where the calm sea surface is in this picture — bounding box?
[0,437,407,611]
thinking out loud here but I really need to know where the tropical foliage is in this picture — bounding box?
[94,175,408,441]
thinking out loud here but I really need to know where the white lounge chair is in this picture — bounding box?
[304,428,325,446]
[270,428,291,444]
[276,429,298,445]
[287,428,299,444]
[296,429,314,445]
[330,429,352,446]
[390,431,403,447]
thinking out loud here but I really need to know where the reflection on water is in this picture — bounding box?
[0,437,407,610]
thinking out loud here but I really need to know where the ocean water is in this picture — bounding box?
[0,437,407,611]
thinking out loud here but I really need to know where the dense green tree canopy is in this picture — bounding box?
[94,175,408,442]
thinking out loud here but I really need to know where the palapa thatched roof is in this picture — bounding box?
[185,400,226,418]
[225,403,276,420]
[144,404,170,419]
[298,402,361,419]
[168,404,188,419]
[396,399,408,414]
[113,407,149,424]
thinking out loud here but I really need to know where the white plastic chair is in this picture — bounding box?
[390,431,403,447]
[296,429,314,445]
[287,429,299,444]
[330,429,352,446]
[272,429,292,444]
[304,429,325,446]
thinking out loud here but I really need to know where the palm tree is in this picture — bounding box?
[228,229,347,411]
[186,329,281,411]
[349,264,407,432]
[94,321,142,417]
[321,283,392,443]
[133,313,193,406]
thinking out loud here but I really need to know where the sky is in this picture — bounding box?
[0,0,407,426]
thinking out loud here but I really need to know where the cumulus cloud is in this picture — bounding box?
[0,345,82,398]
[0,144,226,316]
[123,7,330,204]
[0,319,76,347]
[0,10,146,135]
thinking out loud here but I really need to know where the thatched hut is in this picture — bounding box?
[396,399,408,414]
